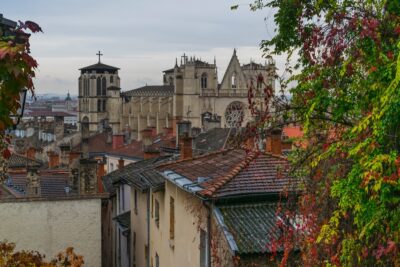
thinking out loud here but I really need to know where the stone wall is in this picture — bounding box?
[0,197,102,266]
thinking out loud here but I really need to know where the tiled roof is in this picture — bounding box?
[157,149,248,196]
[193,128,236,154]
[213,153,293,198]
[102,155,172,192]
[158,149,296,198]
[5,171,73,198]
[107,140,144,159]
[8,154,42,168]
[123,85,174,97]
[215,202,281,254]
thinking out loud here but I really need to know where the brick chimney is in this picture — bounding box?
[69,151,81,164]
[266,128,282,155]
[26,147,36,160]
[179,135,193,160]
[141,128,153,149]
[112,134,124,150]
[47,151,60,168]
[26,166,41,197]
[97,160,106,193]
[118,157,124,170]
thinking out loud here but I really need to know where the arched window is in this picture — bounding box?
[96,77,101,95]
[201,73,207,89]
[231,73,237,89]
[110,75,114,84]
[102,100,106,112]
[102,77,107,96]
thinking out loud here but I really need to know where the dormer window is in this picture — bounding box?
[201,73,208,89]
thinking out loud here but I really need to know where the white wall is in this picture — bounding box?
[0,197,102,266]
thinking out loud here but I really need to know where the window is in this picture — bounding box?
[155,253,159,267]
[200,229,208,267]
[134,189,138,214]
[231,73,237,89]
[102,99,106,112]
[121,185,125,212]
[169,197,175,240]
[155,199,159,228]
[97,77,101,95]
[102,77,107,95]
[201,73,207,89]
[145,245,149,267]
[110,75,114,83]
[97,99,102,112]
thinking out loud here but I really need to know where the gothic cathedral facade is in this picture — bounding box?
[78,49,275,140]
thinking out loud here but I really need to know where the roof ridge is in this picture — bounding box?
[156,148,235,169]
[200,150,259,197]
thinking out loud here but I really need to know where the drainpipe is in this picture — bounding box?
[203,200,213,267]
[147,190,151,267]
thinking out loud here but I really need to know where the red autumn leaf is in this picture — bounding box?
[2,148,11,159]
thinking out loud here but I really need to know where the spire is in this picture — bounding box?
[214,56,216,65]
[175,57,178,68]
[233,48,237,56]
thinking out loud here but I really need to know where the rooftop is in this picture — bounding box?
[215,202,282,254]
[123,85,174,97]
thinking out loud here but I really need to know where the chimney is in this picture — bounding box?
[266,128,282,155]
[179,135,193,160]
[141,128,153,149]
[69,151,81,164]
[118,158,124,170]
[97,160,106,193]
[47,151,60,168]
[176,120,192,147]
[112,134,124,150]
[26,147,36,160]
[26,166,41,197]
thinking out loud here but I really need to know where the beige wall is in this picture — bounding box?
[0,197,102,266]
[150,181,209,267]
[131,188,150,267]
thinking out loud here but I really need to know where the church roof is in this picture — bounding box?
[79,62,120,71]
[123,85,174,97]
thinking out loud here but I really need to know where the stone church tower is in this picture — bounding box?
[78,51,121,134]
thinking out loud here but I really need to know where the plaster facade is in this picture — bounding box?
[0,197,102,266]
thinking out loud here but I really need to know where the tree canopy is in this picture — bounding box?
[244,1,400,266]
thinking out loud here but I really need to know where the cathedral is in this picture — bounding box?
[78,49,275,140]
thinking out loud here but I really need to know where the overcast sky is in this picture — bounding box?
[3,0,282,96]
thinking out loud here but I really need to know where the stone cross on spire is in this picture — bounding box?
[96,50,103,63]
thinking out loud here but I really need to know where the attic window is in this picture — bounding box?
[231,73,237,89]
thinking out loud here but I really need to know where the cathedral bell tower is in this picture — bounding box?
[78,51,121,134]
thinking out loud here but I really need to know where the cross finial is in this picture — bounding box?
[96,50,103,63]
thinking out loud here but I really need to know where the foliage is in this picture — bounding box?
[0,241,84,266]
[241,0,400,266]
[0,18,41,180]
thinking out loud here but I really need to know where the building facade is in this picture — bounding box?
[78,50,275,140]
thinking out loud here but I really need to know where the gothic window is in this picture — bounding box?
[231,73,237,89]
[102,99,106,111]
[83,78,89,96]
[225,101,244,127]
[110,75,114,83]
[102,77,107,95]
[201,73,207,89]
[97,99,102,112]
[97,77,101,95]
